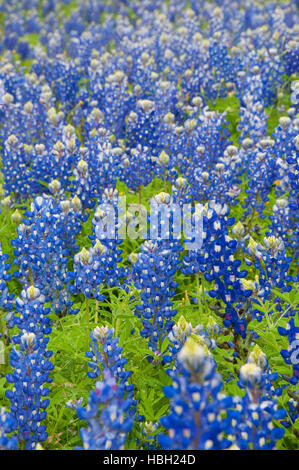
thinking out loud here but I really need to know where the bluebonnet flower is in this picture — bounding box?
[82,106,105,139]
[72,156,96,211]
[45,59,80,113]
[268,198,294,248]
[102,69,132,138]
[171,107,231,188]
[0,409,18,450]
[0,243,14,312]
[76,370,134,450]
[273,117,299,257]
[188,144,243,205]
[86,326,135,410]
[2,134,31,202]
[17,40,30,60]
[284,394,299,429]
[5,286,54,449]
[183,202,249,337]
[130,239,180,354]
[68,245,106,301]
[278,318,299,386]
[83,139,121,201]
[237,96,268,145]
[120,145,156,193]
[4,33,18,51]
[245,344,283,401]
[231,220,247,250]
[229,360,286,450]
[158,337,234,450]
[126,99,161,155]
[245,235,293,305]
[129,192,182,353]
[242,138,277,219]
[11,195,81,316]
[247,344,269,371]
[66,398,84,411]
[283,39,299,76]
[57,195,85,256]
[0,0,298,453]
[139,421,159,450]
[290,80,299,107]
[90,189,126,287]
[167,315,217,364]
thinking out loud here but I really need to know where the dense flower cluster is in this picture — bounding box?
[278,319,299,386]
[167,315,217,364]
[5,286,54,449]
[183,202,250,337]
[86,326,135,407]
[0,243,14,313]
[0,409,18,450]
[231,351,286,450]
[0,0,297,452]
[76,370,134,450]
[159,340,287,450]
[158,338,234,450]
[11,195,82,316]
[130,237,180,354]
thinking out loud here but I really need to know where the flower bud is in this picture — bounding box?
[60,200,71,213]
[176,177,186,188]
[93,325,111,343]
[191,96,202,108]
[232,221,245,239]
[247,345,268,371]
[164,112,174,124]
[78,247,92,265]
[11,209,22,224]
[178,337,212,378]
[93,240,106,255]
[2,196,12,209]
[248,237,258,256]
[71,195,82,212]
[3,93,14,104]
[240,363,262,387]
[184,119,197,132]
[263,235,284,254]
[21,332,36,350]
[169,315,193,344]
[129,253,138,263]
[77,159,88,174]
[138,99,155,113]
[27,285,40,301]
[49,179,61,195]
[24,101,33,113]
[158,150,169,165]
[279,116,291,130]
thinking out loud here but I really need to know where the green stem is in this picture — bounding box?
[85,297,90,349]
[201,273,207,314]
[138,186,142,205]
[95,299,99,324]
[0,311,9,371]
[265,306,272,329]
[29,266,34,285]
[196,274,203,318]
[115,317,120,337]
[164,170,167,192]
[90,336,103,379]
[274,305,292,328]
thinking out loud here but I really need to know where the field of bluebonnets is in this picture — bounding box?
[0,0,298,452]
